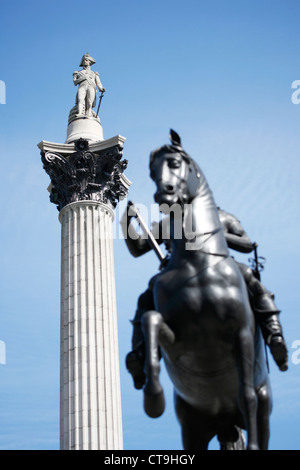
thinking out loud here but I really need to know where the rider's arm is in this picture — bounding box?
[225,218,253,253]
[120,207,164,258]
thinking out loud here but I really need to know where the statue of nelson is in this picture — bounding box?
[73,53,105,117]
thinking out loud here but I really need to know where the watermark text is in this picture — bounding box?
[0,80,6,104]
[291,340,300,365]
[117,200,205,251]
[0,340,6,364]
[103,453,195,466]
[291,80,300,104]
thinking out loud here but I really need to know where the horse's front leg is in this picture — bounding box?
[236,326,259,450]
[141,310,174,418]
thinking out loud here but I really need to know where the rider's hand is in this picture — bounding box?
[127,201,139,219]
[120,201,137,229]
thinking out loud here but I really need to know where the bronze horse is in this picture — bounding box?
[139,131,272,450]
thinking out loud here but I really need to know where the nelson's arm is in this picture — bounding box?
[95,72,105,92]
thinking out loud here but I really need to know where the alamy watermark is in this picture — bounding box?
[116,200,212,251]
[0,340,6,365]
[291,80,300,104]
[0,80,6,104]
[291,340,300,365]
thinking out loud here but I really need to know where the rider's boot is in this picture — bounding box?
[126,349,146,390]
[253,292,288,371]
[125,322,146,390]
[125,309,146,389]
[259,312,288,371]
[242,264,289,372]
[126,289,156,389]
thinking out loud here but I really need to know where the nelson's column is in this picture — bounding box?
[38,53,130,450]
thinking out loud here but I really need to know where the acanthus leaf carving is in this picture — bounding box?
[41,139,129,211]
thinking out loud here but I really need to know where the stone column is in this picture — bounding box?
[39,136,130,450]
[59,201,122,449]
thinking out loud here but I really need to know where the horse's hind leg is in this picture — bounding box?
[141,310,165,418]
[257,383,272,450]
[175,393,215,450]
[236,327,259,450]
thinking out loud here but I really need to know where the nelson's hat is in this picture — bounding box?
[80,53,96,67]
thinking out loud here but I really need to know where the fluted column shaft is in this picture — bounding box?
[59,201,123,450]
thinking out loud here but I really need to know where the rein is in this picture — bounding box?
[184,225,229,258]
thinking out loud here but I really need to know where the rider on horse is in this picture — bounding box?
[122,188,288,391]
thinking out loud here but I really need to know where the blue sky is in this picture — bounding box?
[0,0,299,450]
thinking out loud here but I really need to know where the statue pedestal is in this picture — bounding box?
[66,116,104,144]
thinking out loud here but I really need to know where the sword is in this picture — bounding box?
[128,201,166,263]
[249,243,270,372]
[250,242,265,281]
[97,90,105,116]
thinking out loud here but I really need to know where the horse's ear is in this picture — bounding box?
[169,129,181,147]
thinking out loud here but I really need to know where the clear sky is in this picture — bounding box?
[0,0,299,450]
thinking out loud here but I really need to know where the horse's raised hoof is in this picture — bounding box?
[143,388,165,418]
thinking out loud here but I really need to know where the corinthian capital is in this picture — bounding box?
[41,138,130,212]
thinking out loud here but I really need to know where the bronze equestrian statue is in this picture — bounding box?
[122,131,287,450]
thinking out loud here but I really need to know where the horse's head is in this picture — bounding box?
[149,130,201,210]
